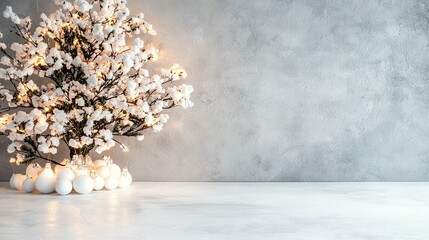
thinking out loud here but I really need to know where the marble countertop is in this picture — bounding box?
[0,182,428,239]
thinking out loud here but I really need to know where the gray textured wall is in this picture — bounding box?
[0,0,429,181]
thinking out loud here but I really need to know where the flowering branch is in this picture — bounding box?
[0,0,193,165]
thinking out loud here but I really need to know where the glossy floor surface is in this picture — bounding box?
[0,182,428,239]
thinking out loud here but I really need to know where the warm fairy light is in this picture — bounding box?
[150,52,158,61]
[147,47,159,61]
[107,18,115,25]
[146,118,158,127]
[33,56,46,66]
[72,14,82,20]
[0,117,7,124]
[170,64,186,77]
[61,22,71,27]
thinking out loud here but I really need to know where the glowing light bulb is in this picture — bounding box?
[0,117,7,124]
[33,56,46,66]
[147,47,159,61]
[147,118,158,127]
[61,22,71,27]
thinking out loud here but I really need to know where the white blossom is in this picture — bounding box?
[75,0,93,12]
[69,139,79,148]
[137,135,144,141]
[76,98,85,107]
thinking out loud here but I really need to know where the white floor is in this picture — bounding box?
[0,182,428,239]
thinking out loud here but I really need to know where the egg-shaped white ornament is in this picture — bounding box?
[22,176,36,193]
[26,163,42,176]
[118,168,132,188]
[90,170,104,191]
[13,174,26,191]
[55,179,73,195]
[96,166,110,179]
[73,175,94,194]
[104,176,118,190]
[35,163,56,194]
[108,164,121,178]
[9,174,16,189]
[93,160,107,168]
[92,176,104,191]
[56,168,75,182]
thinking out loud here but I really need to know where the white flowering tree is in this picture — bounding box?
[0,0,193,166]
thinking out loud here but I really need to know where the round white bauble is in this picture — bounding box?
[92,176,104,191]
[35,163,56,194]
[55,179,73,195]
[96,166,110,179]
[9,174,16,189]
[93,160,107,168]
[108,164,121,178]
[56,168,75,182]
[73,175,94,194]
[118,169,133,188]
[13,174,26,191]
[104,176,118,190]
[22,177,36,193]
[26,163,42,176]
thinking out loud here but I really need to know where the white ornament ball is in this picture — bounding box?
[55,179,73,195]
[35,163,56,194]
[26,163,42,176]
[73,175,94,194]
[22,177,36,193]
[93,160,107,168]
[13,174,26,191]
[118,169,133,188]
[9,174,16,189]
[108,164,121,178]
[104,176,118,190]
[96,166,110,179]
[56,168,75,182]
[92,176,104,191]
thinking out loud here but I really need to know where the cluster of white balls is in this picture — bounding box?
[9,157,132,195]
